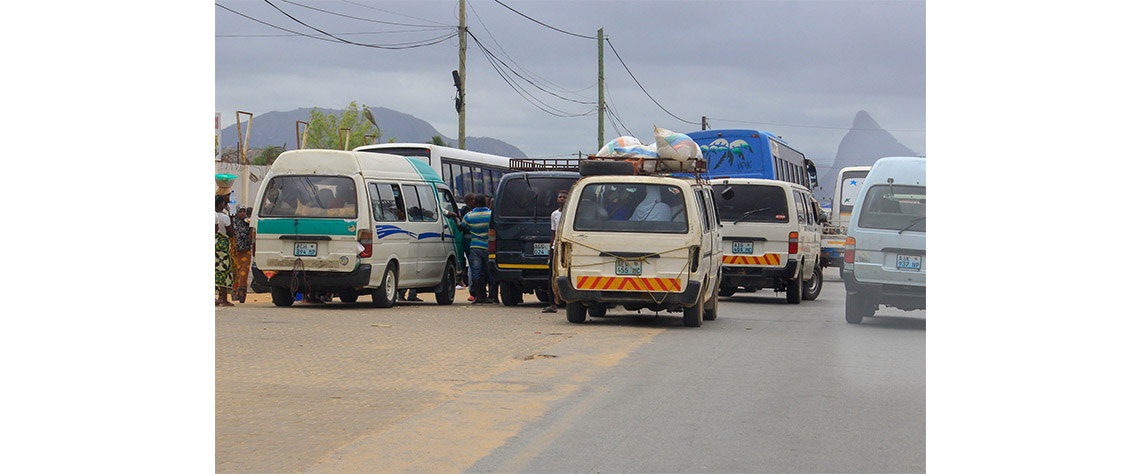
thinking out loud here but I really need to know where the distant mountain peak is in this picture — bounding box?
[852,110,882,131]
[815,110,918,201]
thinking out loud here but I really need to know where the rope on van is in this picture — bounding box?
[559,238,693,305]
[290,258,313,299]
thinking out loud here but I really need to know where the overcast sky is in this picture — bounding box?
[215,0,925,165]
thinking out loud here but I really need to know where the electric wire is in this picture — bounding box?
[708,117,926,133]
[468,31,595,118]
[219,1,458,49]
[606,38,700,126]
[278,0,453,29]
[491,0,595,40]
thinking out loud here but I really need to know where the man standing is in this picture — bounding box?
[460,195,492,304]
[542,190,569,313]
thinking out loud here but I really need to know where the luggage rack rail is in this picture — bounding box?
[510,155,709,183]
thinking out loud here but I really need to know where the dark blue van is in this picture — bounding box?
[489,171,581,305]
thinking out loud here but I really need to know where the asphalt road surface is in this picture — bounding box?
[216,267,925,473]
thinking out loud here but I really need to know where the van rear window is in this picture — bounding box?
[259,176,357,218]
[857,185,926,232]
[711,184,789,223]
[496,177,577,219]
[573,183,687,234]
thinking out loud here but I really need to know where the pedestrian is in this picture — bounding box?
[215,195,235,306]
[459,194,492,304]
[484,194,499,304]
[459,193,475,299]
[398,289,422,302]
[543,189,569,313]
[232,206,253,303]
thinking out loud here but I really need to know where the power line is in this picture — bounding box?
[468,31,595,118]
[708,117,926,133]
[491,0,595,40]
[606,38,700,126]
[217,2,458,49]
[278,0,453,29]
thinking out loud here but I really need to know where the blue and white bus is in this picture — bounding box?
[354,143,513,199]
[686,129,817,189]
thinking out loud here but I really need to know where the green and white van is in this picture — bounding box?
[251,150,464,307]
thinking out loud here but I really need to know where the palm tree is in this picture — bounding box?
[429,135,452,147]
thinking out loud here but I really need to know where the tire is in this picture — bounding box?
[339,289,359,304]
[372,264,398,308]
[703,290,718,320]
[500,282,523,306]
[845,292,872,324]
[435,261,457,305]
[271,286,294,307]
[718,284,736,297]
[580,159,637,176]
[786,264,804,304]
[566,301,587,323]
[535,288,551,304]
[683,300,703,327]
[587,305,607,317]
[803,263,823,301]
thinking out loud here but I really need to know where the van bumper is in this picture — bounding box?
[721,259,798,287]
[843,271,926,311]
[490,260,551,290]
[555,277,702,306]
[252,263,373,291]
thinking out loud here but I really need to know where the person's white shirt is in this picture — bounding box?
[216,211,231,234]
[551,208,562,232]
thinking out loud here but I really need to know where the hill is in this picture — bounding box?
[816,110,919,202]
[219,107,528,158]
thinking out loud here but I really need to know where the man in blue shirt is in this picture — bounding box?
[460,195,493,304]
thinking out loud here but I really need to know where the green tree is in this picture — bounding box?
[429,135,452,147]
[252,143,287,166]
[304,101,383,150]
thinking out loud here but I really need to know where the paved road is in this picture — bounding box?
[216,267,924,472]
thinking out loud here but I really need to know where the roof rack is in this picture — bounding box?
[512,155,708,176]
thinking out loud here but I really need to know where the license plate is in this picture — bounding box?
[533,242,550,256]
[615,260,642,275]
[897,254,922,270]
[294,242,317,257]
[732,241,753,254]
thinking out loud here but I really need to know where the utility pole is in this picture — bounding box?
[597,28,605,151]
[702,116,709,130]
[458,0,467,150]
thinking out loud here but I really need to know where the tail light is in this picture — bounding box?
[844,237,855,264]
[358,229,373,258]
[788,232,799,255]
[488,228,497,254]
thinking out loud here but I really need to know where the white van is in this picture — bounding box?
[710,178,824,303]
[842,156,926,323]
[551,174,723,327]
[251,150,464,308]
[821,166,871,270]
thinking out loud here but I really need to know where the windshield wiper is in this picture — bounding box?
[732,207,769,224]
[898,216,925,234]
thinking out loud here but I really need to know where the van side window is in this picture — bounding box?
[693,189,710,233]
[369,183,405,222]
[406,184,440,222]
[436,186,459,218]
[793,191,807,223]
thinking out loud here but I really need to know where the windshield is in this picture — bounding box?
[857,184,926,231]
[259,176,357,218]
[573,183,688,233]
[711,184,789,223]
[496,177,577,219]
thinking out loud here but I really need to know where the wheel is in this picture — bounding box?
[372,264,398,308]
[845,292,875,324]
[683,300,704,327]
[339,289,359,304]
[587,305,607,317]
[580,159,637,176]
[270,286,294,307]
[786,264,803,304]
[718,284,736,297]
[703,289,718,320]
[566,301,587,323]
[500,282,524,306]
[534,288,551,304]
[435,261,457,305]
[803,263,823,301]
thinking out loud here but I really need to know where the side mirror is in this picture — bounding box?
[720,186,735,200]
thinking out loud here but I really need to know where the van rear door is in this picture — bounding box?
[712,183,792,268]
[254,175,362,273]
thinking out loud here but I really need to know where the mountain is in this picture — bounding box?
[219,107,528,158]
[816,110,918,202]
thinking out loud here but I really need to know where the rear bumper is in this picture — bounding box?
[490,259,551,290]
[821,248,843,267]
[555,276,702,307]
[843,271,926,310]
[252,263,373,291]
[721,259,798,287]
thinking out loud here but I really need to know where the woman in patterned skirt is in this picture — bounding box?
[231,207,253,303]
[216,195,235,306]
